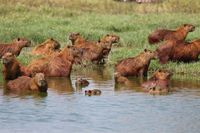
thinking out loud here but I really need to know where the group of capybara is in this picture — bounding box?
[1,23,199,95]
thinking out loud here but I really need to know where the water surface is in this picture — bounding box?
[0,66,200,133]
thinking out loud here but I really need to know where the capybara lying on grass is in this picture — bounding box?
[0,38,31,58]
[2,52,30,80]
[141,69,172,95]
[115,49,157,77]
[32,38,61,56]
[7,73,48,93]
[27,46,83,77]
[148,24,195,44]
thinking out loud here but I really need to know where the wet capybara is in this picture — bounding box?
[85,89,101,96]
[141,69,172,95]
[169,39,200,62]
[114,72,130,85]
[75,77,89,88]
[0,38,31,58]
[148,24,195,44]
[32,38,61,56]
[2,52,30,80]
[7,73,48,93]
[115,49,157,77]
[27,46,83,77]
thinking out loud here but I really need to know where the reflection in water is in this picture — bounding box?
[47,77,74,94]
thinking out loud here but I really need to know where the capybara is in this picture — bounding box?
[141,69,172,95]
[114,72,130,85]
[0,38,31,58]
[115,49,157,77]
[7,73,48,93]
[169,39,200,62]
[27,46,83,77]
[32,38,61,56]
[85,89,101,96]
[148,24,195,44]
[75,77,89,88]
[2,52,30,80]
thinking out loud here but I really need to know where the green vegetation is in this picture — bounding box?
[0,0,200,77]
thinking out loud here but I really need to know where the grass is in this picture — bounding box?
[0,0,200,79]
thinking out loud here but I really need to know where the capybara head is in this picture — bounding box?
[45,38,61,49]
[14,38,31,47]
[143,49,158,59]
[149,86,169,95]
[182,24,195,32]
[101,34,120,44]
[85,89,101,96]
[151,69,172,80]
[2,52,15,64]
[34,73,48,92]
[69,32,81,43]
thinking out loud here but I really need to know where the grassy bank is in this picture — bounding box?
[0,0,200,77]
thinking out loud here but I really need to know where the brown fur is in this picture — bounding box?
[6,73,48,93]
[0,38,31,58]
[32,38,61,56]
[141,69,172,95]
[115,49,157,77]
[27,46,82,77]
[148,24,195,44]
[75,77,89,87]
[2,52,30,80]
[85,89,101,96]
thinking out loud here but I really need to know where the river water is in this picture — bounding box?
[0,66,200,133]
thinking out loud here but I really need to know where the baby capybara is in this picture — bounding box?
[141,69,172,95]
[148,24,195,44]
[115,49,157,77]
[7,73,48,93]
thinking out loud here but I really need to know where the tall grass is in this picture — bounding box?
[0,0,200,76]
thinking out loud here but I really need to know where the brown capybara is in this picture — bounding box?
[169,39,200,62]
[0,38,31,58]
[27,46,83,77]
[85,89,101,96]
[114,72,130,85]
[141,69,172,95]
[148,24,195,44]
[31,38,61,56]
[75,77,89,88]
[2,52,30,80]
[115,49,157,77]
[7,73,48,93]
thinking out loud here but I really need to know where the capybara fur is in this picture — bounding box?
[141,69,172,95]
[85,89,101,96]
[32,38,61,56]
[115,49,157,77]
[2,52,30,80]
[7,73,48,93]
[27,46,83,77]
[114,72,130,85]
[0,38,31,58]
[148,24,195,44]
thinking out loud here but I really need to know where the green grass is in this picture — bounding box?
[0,0,200,78]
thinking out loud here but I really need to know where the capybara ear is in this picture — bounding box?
[50,38,54,40]
[106,34,110,36]
[183,24,188,27]
[76,33,80,35]
[17,38,20,41]
[144,49,147,52]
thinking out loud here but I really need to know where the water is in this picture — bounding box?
[0,66,200,133]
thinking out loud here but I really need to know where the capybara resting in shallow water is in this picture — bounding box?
[85,89,101,96]
[148,24,195,44]
[27,46,83,77]
[7,73,48,93]
[141,69,172,95]
[31,38,61,56]
[115,49,157,77]
[2,52,30,80]
[0,38,31,58]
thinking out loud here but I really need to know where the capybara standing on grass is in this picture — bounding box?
[7,73,48,93]
[115,49,157,77]
[31,38,61,56]
[2,52,30,80]
[0,38,31,58]
[148,24,195,44]
[169,39,200,62]
[141,69,172,95]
